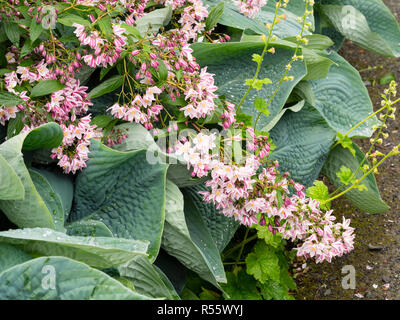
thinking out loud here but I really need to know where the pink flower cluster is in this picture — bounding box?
[2,50,100,173]
[51,115,102,174]
[175,130,355,263]
[233,0,267,18]
[47,78,93,122]
[73,22,127,68]
[108,86,163,129]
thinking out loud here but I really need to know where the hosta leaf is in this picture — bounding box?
[183,185,240,253]
[119,255,180,300]
[308,51,379,138]
[0,228,149,269]
[322,144,389,214]
[70,140,168,261]
[0,123,63,229]
[31,168,74,220]
[135,6,172,37]
[0,153,24,200]
[0,243,32,273]
[317,0,400,57]
[191,41,307,131]
[0,256,151,299]
[204,0,311,38]
[162,180,226,287]
[66,220,114,238]
[29,169,65,232]
[270,103,336,187]
[112,122,204,187]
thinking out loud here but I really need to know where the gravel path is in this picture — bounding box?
[295,0,400,300]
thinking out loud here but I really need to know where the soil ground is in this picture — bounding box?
[294,0,400,300]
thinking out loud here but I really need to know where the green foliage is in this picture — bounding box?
[322,144,389,213]
[306,180,331,210]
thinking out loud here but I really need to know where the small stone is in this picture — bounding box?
[365,291,372,298]
[382,275,391,283]
[323,289,331,296]
[368,244,384,251]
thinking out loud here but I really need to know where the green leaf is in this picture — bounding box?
[57,15,91,27]
[0,256,151,299]
[29,169,65,232]
[191,41,307,131]
[30,80,65,98]
[254,97,269,117]
[336,165,354,185]
[7,112,24,138]
[0,124,64,229]
[4,23,20,46]
[0,153,24,200]
[22,122,63,151]
[308,51,378,137]
[380,73,396,85]
[161,181,226,287]
[0,243,32,273]
[183,185,240,253]
[0,91,25,106]
[221,269,262,300]
[284,34,334,50]
[204,0,311,38]
[322,144,389,213]
[318,0,400,57]
[90,114,116,129]
[246,241,281,284]
[87,75,124,99]
[70,140,168,261]
[337,132,356,157]
[0,228,149,269]
[66,219,114,238]
[205,2,225,31]
[135,6,172,37]
[306,180,330,210]
[269,103,336,187]
[30,19,43,42]
[258,280,294,300]
[119,255,180,299]
[256,225,283,249]
[31,168,74,220]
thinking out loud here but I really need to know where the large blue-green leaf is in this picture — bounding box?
[70,140,168,261]
[0,123,64,229]
[322,144,389,214]
[191,41,307,131]
[0,256,151,299]
[112,122,205,187]
[29,169,65,232]
[183,185,240,253]
[308,51,379,138]
[317,0,400,57]
[162,180,226,288]
[0,153,24,200]
[0,243,32,273]
[119,255,180,300]
[31,168,74,220]
[204,0,311,38]
[66,219,114,238]
[270,103,336,187]
[0,228,149,269]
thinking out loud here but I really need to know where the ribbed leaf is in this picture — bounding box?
[0,256,151,300]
